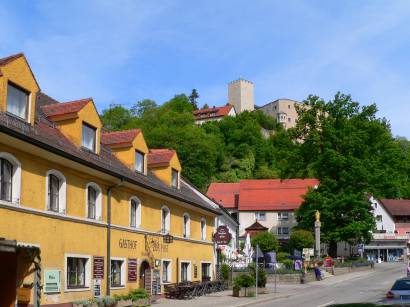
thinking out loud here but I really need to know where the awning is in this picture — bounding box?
[365,246,406,249]
[0,238,16,253]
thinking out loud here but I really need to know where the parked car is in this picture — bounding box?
[385,278,410,304]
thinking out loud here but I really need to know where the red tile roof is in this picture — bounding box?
[239,179,319,211]
[207,179,319,211]
[148,149,175,167]
[41,98,91,118]
[0,111,220,214]
[193,104,234,120]
[245,221,268,231]
[380,199,410,216]
[207,183,240,209]
[0,53,24,67]
[101,129,141,147]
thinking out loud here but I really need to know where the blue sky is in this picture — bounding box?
[1,1,410,137]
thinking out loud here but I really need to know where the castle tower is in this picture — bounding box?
[228,78,254,113]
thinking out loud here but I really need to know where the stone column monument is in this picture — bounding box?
[315,210,321,259]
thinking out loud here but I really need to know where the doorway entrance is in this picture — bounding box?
[139,260,151,294]
[0,250,17,307]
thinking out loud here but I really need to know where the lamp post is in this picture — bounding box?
[315,210,321,259]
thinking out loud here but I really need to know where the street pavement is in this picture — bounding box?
[153,262,405,307]
[255,262,405,307]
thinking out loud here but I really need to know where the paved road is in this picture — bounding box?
[154,262,405,307]
[256,262,405,307]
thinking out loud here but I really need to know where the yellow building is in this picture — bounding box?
[0,53,220,307]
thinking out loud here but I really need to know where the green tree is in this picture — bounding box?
[287,229,314,253]
[202,103,209,109]
[250,231,279,253]
[131,99,157,117]
[287,93,408,256]
[101,104,132,130]
[188,89,199,110]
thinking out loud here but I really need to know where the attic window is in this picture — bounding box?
[7,83,29,120]
[171,168,179,189]
[135,150,145,174]
[82,123,96,152]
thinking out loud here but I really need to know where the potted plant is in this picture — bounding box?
[233,274,255,297]
[17,283,32,305]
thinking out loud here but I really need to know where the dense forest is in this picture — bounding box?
[101,94,285,190]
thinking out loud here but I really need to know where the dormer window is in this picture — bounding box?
[82,123,96,152]
[171,169,179,189]
[7,83,29,120]
[135,150,145,174]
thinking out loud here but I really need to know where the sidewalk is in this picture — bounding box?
[152,286,297,307]
[152,267,377,307]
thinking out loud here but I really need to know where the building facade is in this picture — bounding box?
[0,53,218,307]
[207,179,319,241]
[258,99,300,129]
[364,197,409,262]
[193,104,236,125]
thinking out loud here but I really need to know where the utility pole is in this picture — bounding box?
[255,244,258,298]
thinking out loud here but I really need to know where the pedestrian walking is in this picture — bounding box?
[314,264,322,281]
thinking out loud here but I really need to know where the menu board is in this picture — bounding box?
[93,256,104,279]
[128,258,138,282]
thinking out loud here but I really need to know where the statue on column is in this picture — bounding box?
[315,210,321,259]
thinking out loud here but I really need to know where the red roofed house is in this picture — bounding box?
[193,104,236,125]
[207,179,319,240]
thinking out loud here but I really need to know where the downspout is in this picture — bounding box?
[106,178,124,296]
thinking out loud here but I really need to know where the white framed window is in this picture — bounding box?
[161,259,172,284]
[171,168,179,189]
[45,170,66,214]
[7,82,29,120]
[110,257,126,288]
[65,254,91,291]
[201,218,206,240]
[135,150,145,174]
[82,122,96,152]
[183,213,190,238]
[201,262,212,281]
[277,227,289,235]
[0,152,21,204]
[161,206,171,233]
[255,212,266,221]
[180,261,191,282]
[376,215,383,222]
[130,197,141,228]
[278,212,289,221]
[85,183,102,220]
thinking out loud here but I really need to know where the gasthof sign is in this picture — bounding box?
[213,225,232,245]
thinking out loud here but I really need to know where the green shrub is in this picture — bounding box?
[221,263,230,281]
[282,259,294,268]
[234,273,255,289]
[73,300,91,307]
[248,263,267,287]
[251,231,279,253]
[129,288,149,301]
[276,252,290,262]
